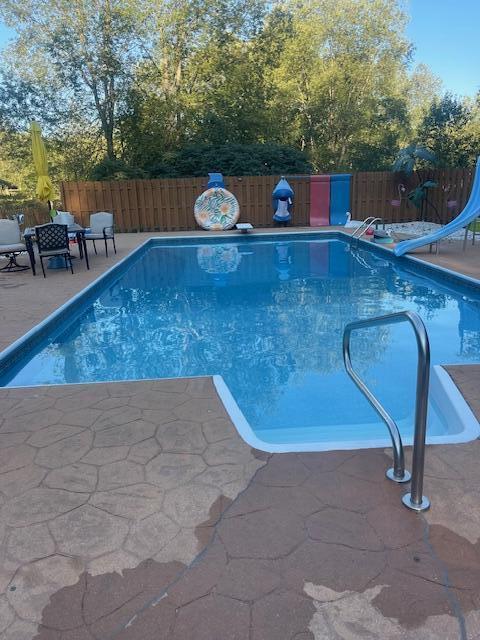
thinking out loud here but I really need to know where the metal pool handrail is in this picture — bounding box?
[342,310,430,512]
[351,216,385,239]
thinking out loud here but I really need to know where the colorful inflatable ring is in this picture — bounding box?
[194,187,240,230]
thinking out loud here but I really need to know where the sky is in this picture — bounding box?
[0,1,479,98]
[406,0,480,98]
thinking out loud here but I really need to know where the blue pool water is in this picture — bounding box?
[1,235,479,446]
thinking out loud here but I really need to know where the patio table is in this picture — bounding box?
[24,223,90,276]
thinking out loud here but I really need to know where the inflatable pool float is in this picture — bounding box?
[373,229,394,244]
[272,177,294,224]
[194,187,240,231]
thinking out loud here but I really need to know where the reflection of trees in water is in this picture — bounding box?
[459,331,480,358]
[51,242,479,428]
[389,269,449,320]
[58,272,394,423]
[458,299,480,358]
[267,276,392,377]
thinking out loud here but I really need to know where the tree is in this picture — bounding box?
[407,63,442,135]
[418,93,479,167]
[94,143,312,178]
[121,0,272,166]
[168,143,312,176]
[0,0,140,159]
[3,0,477,190]
[270,0,412,171]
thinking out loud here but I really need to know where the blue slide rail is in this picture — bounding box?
[394,157,480,256]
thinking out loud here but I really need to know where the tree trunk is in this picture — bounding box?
[105,129,116,160]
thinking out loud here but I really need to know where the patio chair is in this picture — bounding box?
[463,217,480,251]
[35,223,73,277]
[0,218,29,272]
[85,212,116,257]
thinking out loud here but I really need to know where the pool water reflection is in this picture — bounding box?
[1,237,479,445]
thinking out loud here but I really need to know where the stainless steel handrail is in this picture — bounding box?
[342,310,430,512]
[351,217,384,239]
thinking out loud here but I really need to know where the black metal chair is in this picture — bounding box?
[35,223,74,277]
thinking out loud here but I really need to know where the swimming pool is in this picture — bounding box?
[1,232,479,451]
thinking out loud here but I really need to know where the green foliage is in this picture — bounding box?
[417,94,479,168]
[407,63,443,134]
[0,0,140,158]
[89,158,147,181]
[98,144,311,178]
[393,144,438,216]
[0,177,17,189]
[407,180,437,209]
[0,0,479,199]
[393,144,436,174]
[167,143,310,177]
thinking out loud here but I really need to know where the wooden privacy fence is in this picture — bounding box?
[60,168,475,233]
[0,202,49,229]
[60,175,311,232]
[351,167,475,225]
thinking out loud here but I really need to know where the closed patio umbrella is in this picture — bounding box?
[30,121,54,209]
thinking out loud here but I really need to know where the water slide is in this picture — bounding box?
[394,156,480,256]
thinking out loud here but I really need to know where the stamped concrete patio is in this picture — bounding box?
[0,377,480,640]
[1,230,479,639]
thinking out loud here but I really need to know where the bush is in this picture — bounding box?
[90,144,311,181]
[146,144,312,178]
[89,158,147,181]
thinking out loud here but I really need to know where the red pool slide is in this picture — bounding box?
[309,175,330,226]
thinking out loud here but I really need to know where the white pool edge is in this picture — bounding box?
[213,366,480,453]
[430,365,480,444]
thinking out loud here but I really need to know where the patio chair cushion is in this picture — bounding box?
[54,212,74,225]
[84,232,113,240]
[90,212,114,235]
[38,248,71,257]
[0,219,22,245]
[0,243,26,253]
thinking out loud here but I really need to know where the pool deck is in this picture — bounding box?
[1,228,480,639]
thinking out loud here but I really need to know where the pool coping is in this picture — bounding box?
[0,228,479,452]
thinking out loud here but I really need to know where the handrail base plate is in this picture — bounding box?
[386,468,411,484]
[402,493,430,512]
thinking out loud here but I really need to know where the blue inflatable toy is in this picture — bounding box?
[272,177,294,225]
